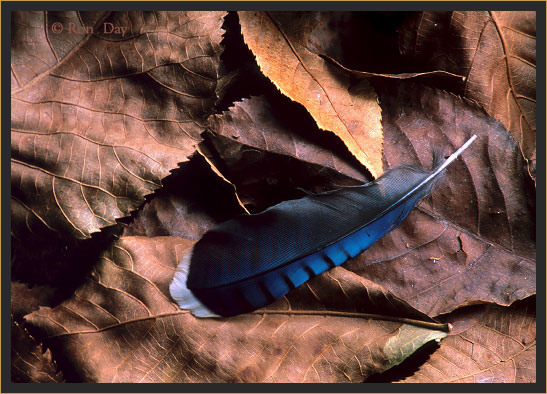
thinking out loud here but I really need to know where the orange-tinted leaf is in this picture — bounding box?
[346,80,535,316]
[400,298,535,383]
[11,11,226,240]
[12,319,64,383]
[25,236,448,383]
[399,11,536,178]
[238,11,383,177]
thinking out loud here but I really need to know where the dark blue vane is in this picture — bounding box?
[170,136,476,317]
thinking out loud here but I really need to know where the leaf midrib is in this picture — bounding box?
[43,308,449,339]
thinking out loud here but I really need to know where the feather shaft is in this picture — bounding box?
[170,135,477,317]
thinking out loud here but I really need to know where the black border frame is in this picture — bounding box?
[2,2,545,393]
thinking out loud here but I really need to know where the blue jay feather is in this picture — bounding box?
[170,136,476,317]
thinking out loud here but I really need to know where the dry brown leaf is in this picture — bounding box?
[271,12,430,80]
[399,11,536,178]
[25,236,448,383]
[207,96,368,182]
[346,80,535,316]
[11,11,226,240]
[202,95,370,211]
[195,144,250,213]
[400,298,536,383]
[122,153,246,239]
[12,319,65,383]
[238,11,383,177]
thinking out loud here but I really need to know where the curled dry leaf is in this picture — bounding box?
[203,95,370,211]
[346,80,535,317]
[399,11,536,178]
[238,11,383,177]
[25,236,448,383]
[12,319,65,383]
[400,298,536,383]
[11,11,226,240]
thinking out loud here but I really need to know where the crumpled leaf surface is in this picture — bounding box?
[345,80,535,317]
[25,236,448,383]
[202,95,370,211]
[400,298,536,383]
[11,11,226,240]
[264,11,463,82]
[399,11,536,178]
[12,319,65,383]
[238,11,383,177]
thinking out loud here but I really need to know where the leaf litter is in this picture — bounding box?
[13,10,536,383]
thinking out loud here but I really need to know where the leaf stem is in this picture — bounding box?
[254,309,451,332]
